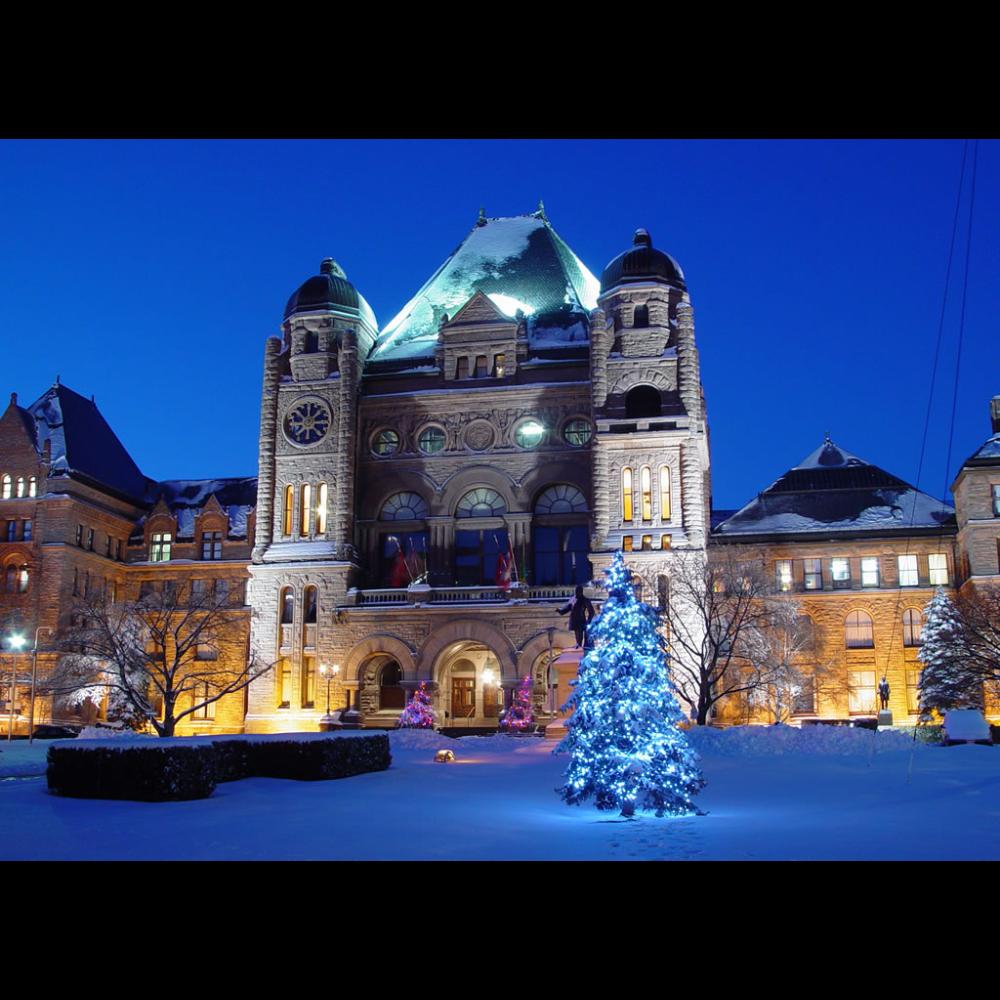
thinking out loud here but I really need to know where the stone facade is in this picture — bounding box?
[1,214,997,736]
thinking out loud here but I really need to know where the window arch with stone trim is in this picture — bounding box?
[455,488,507,518]
[532,485,591,587]
[380,492,430,521]
[902,608,923,647]
[625,384,662,419]
[845,610,874,649]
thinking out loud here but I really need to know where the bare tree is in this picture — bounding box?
[49,580,271,737]
[663,546,809,725]
[951,586,1000,706]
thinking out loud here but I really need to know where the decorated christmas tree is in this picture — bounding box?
[557,551,704,817]
[500,674,534,731]
[918,589,981,715]
[396,681,435,729]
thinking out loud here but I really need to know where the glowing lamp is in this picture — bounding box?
[8,634,25,651]
[434,749,456,763]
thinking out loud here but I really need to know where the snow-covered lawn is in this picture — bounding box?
[1,727,998,860]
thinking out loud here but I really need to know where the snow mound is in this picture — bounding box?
[685,724,925,757]
[388,730,543,753]
[76,727,155,741]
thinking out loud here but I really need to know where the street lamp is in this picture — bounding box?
[318,662,341,731]
[28,626,55,744]
[6,633,25,742]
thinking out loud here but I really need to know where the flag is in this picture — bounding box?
[406,536,425,583]
[495,535,516,590]
[388,537,409,588]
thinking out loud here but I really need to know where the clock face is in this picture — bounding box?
[284,399,331,446]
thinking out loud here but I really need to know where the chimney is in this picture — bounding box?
[991,395,1000,435]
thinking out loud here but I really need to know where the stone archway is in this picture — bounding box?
[517,629,575,718]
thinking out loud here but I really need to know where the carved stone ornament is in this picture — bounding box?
[463,420,496,452]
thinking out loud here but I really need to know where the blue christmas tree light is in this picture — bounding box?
[557,551,705,817]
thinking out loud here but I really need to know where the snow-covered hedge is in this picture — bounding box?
[47,743,217,801]
[684,724,926,757]
[47,733,392,801]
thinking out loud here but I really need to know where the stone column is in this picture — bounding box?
[252,337,282,563]
[676,300,702,424]
[335,330,358,557]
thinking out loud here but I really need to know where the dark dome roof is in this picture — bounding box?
[284,258,362,319]
[600,229,686,293]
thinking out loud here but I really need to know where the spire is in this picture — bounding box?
[476,206,487,227]
[535,199,547,221]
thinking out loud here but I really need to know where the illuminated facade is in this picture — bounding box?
[1,209,997,734]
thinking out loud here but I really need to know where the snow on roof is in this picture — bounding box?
[26,383,147,501]
[141,477,258,539]
[792,438,867,470]
[370,214,599,362]
[964,432,1000,465]
[715,439,955,538]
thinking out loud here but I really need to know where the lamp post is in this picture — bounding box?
[318,662,341,731]
[28,626,55,744]
[6,633,25,741]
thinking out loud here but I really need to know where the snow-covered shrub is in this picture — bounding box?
[47,743,217,801]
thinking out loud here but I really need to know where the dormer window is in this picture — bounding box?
[150,532,172,563]
[1,475,10,499]
[993,484,1000,517]
[28,476,36,498]
[474,355,488,378]
[202,531,222,560]
[15,477,25,498]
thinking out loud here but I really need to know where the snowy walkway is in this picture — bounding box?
[1,729,998,860]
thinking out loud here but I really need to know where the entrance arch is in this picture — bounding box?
[432,641,505,727]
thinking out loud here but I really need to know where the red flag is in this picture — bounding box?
[495,539,514,590]
[388,539,409,588]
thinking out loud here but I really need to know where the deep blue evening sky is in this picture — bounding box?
[0,139,994,509]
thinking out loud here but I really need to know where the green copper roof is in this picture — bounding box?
[370,213,600,361]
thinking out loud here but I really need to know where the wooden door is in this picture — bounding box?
[451,677,475,718]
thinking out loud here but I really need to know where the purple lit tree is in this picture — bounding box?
[500,674,534,732]
[396,681,435,729]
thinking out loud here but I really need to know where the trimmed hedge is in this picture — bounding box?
[218,734,391,782]
[47,744,217,802]
[47,734,392,801]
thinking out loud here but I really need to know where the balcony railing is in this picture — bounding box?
[347,584,595,608]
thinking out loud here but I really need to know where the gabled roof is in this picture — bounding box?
[143,477,258,540]
[714,437,955,540]
[369,212,600,362]
[26,383,147,502]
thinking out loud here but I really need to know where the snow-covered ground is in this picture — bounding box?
[1,727,997,860]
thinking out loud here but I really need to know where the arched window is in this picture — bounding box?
[902,608,922,647]
[303,585,317,624]
[380,492,429,521]
[379,661,405,710]
[534,484,588,515]
[659,467,671,520]
[1,475,10,499]
[625,385,662,418]
[28,476,36,497]
[299,483,311,537]
[845,610,874,649]
[15,476,25,498]
[17,565,28,593]
[282,485,293,536]
[640,467,652,521]
[622,468,634,522]
[456,488,506,518]
[316,483,328,535]
[633,304,649,328]
[280,587,294,625]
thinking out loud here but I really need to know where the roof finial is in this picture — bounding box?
[9,392,16,407]
[54,374,60,385]
[535,198,547,220]
[476,206,487,227]
[824,430,831,443]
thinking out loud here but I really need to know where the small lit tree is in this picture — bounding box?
[500,674,533,731]
[558,551,704,818]
[50,581,271,737]
[396,681,435,729]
